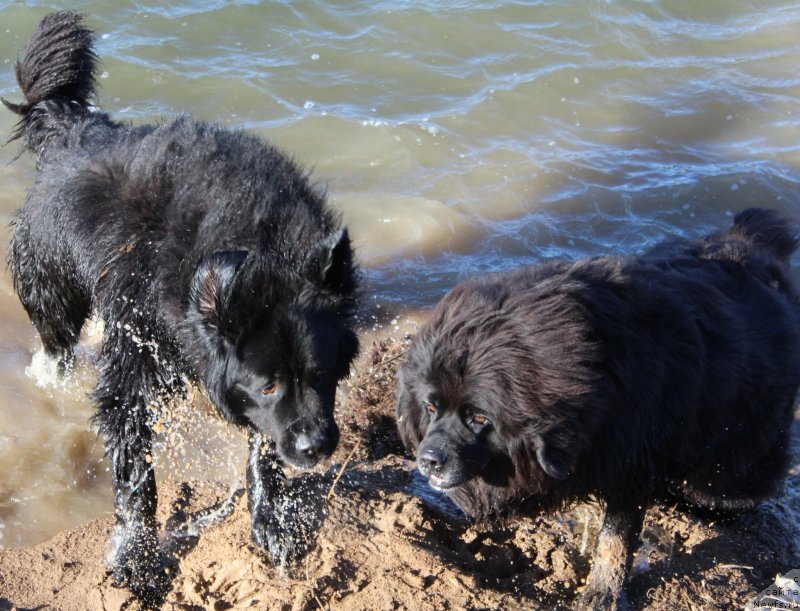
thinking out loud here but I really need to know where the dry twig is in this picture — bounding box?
[327,440,361,499]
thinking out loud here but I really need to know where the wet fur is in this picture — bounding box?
[5,12,359,604]
[397,208,800,608]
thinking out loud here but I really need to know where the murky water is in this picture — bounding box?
[1,0,800,547]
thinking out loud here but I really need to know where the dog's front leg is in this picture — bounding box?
[247,430,317,566]
[93,338,176,605]
[104,420,173,602]
[577,503,645,610]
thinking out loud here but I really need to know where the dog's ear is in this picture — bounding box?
[189,250,248,337]
[306,228,354,292]
[335,327,359,380]
[533,434,572,480]
[395,374,424,453]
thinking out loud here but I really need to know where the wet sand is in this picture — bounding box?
[1,338,798,610]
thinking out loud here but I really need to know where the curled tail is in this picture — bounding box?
[727,208,799,263]
[700,208,799,297]
[2,11,97,153]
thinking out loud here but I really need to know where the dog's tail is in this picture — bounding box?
[724,208,799,263]
[2,12,98,154]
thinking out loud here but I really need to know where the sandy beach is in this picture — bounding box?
[1,338,798,610]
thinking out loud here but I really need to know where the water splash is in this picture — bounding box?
[24,350,72,391]
[150,384,247,486]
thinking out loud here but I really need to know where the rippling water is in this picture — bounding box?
[1,0,799,546]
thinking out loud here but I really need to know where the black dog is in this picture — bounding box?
[4,12,358,603]
[397,209,800,608]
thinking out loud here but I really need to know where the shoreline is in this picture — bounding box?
[1,338,798,610]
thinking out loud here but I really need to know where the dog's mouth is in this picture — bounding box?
[426,473,461,491]
[281,451,331,471]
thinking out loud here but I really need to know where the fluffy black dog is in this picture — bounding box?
[397,208,800,608]
[4,12,358,603]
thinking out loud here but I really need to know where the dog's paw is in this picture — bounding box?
[250,511,313,566]
[109,526,175,605]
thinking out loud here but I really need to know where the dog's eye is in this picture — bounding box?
[468,413,490,428]
[260,383,277,396]
[425,401,437,415]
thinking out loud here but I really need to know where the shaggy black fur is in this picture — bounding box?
[397,208,800,609]
[5,12,359,604]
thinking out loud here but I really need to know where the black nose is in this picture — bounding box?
[418,447,447,476]
[294,432,327,458]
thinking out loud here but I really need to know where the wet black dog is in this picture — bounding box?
[4,12,358,603]
[397,209,800,608]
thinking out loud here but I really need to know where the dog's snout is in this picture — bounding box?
[280,419,338,468]
[294,431,327,458]
[418,447,447,476]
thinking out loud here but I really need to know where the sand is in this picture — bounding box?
[1,337,799,610]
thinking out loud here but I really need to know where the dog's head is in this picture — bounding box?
[396,273,601,516]
[185,229,358,469]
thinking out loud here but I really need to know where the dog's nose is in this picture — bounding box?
[418,447,447,476]
[294,431,327,458]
